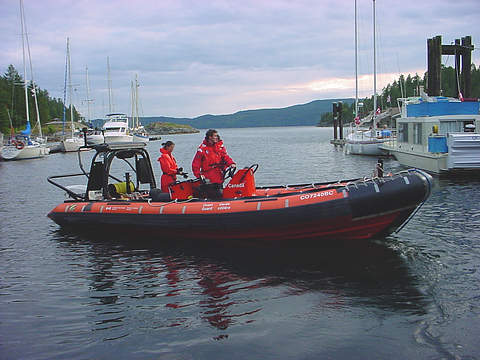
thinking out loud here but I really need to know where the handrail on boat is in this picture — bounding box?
[47,173,87,200]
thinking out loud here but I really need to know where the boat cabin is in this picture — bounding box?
[48,142,157,201]
[47,141,257,202]
[384,93,480,173]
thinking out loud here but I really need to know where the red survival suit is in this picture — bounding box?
[158,148,178,192]
[192,140,235,184]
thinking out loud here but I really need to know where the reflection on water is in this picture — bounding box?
[52,228,428,339]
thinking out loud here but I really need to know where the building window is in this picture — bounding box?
[439,121,462,134]
[398,123,409,142]
[413,123,422,144]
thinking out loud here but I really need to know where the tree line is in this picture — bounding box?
[0,64,80,135]
[320,64,480,125]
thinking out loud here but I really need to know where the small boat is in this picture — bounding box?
[380,88,480,175]
[102,113,134,143]
[1,133,49,160]
[1,0,49,161]
[344,0,394,156]
[85,128,104,145]
[59,38,86,153]
[344,122,393,156]
[47,142,432,242]
[132,129,150,143]
[130,75,149,143]
[61,135,86,152]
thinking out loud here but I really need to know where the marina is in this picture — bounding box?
[1,127,480,359]
[1,0,480,358]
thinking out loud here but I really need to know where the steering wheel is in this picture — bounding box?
[223,165,237,180]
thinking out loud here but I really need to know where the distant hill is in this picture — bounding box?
[90,98,354,129]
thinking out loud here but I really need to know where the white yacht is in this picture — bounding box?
[102,113,133,143]
[380,90,480,174]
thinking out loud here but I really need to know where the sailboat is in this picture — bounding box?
[101,57,134,143]
[60,38,85,152]
[84,66,104,145]
[1,0,49,160]
[344,0,392,156]
[131,75,149,143]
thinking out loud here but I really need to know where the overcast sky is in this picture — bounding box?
[1,0,479,119]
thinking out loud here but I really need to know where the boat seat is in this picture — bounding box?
[87,161,104,191]
[149,188,171,202]
[136,157,155,185]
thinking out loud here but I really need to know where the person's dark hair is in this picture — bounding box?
[205,129,220,141]
[162,141,175,148]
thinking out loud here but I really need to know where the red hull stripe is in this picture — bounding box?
[53,188,345,216]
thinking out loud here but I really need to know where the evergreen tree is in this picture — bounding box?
[0,64,81,135]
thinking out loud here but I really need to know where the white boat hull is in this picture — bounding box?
[344,130,390,156]
[133,134,149,143]
[86,134,104,145]
[381,133,480,174]
[1,144,49,160]
[61,138,85,152]
[345,141,388,156]
[104,135,133,143]
[382,144,447,174]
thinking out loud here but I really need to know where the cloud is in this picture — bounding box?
[1,0,479,118]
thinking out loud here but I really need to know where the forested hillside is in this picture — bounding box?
[0,65,79,134]
[134,98,355,129]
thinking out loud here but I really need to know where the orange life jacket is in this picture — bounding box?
[158,148,178,192]
[191,140,234,184]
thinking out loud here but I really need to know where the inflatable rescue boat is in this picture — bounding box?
[48,142,432,241]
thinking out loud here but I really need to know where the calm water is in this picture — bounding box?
[1,127,480,359]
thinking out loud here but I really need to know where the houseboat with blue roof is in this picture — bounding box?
[380,88,480,174]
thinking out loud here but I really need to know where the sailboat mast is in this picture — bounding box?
[22,0,42,138]
[19,0,30,125]
[373,0,377,116]
[67,37,74,138]
[107,56,113,113]
[130,80,135,126]
[85,66,91,123]
[62,39,68,137]
[354,0,358,118]
[135,74,140,129]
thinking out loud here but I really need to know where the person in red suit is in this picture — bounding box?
[192,129,235,198]
[158,141,181,192]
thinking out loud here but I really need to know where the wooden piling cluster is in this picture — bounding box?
[427,35,474,97]
[330,101,345,145]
